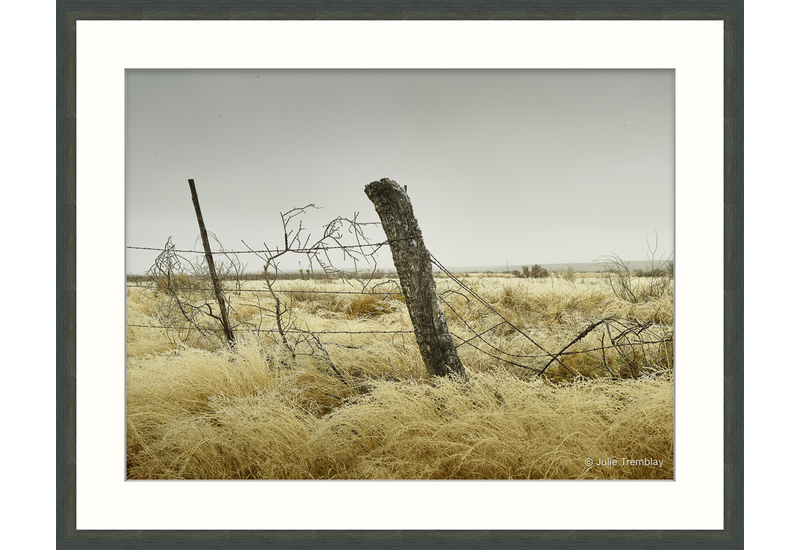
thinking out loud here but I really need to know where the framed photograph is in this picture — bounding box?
[57,1,742,548]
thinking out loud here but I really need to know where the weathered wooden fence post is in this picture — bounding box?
[188,179,235,346]
[365,178,467,381]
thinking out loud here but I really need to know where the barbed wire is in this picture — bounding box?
[127,324,414,336]
[126,284,404,296]
[126,236,423,256]
[128,239,672,379]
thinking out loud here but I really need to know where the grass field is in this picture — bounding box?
[126,270,673,479]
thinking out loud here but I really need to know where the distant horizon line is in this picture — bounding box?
[126,259,669,276]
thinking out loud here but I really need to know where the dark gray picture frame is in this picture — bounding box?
[56,1,743,548]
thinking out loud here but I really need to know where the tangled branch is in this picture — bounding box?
[237,205,385,370]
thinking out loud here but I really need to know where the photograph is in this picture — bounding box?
[58,7,740,546]
[125,68,676,481]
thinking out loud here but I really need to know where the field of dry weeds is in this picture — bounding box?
[126,271,673,479]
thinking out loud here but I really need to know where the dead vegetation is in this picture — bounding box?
[127,272,673,480]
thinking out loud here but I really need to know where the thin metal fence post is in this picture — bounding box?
[187,179,235,345]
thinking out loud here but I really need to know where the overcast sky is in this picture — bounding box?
[125,69,674,275]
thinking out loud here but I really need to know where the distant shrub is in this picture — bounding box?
[530,264,550,278]
[597,235,673,304]
[635,263,673,278]
[518,265,550,279]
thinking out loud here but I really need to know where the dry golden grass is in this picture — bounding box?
[126,273,673,480]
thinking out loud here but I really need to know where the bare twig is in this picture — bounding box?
[236,204,383,367]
